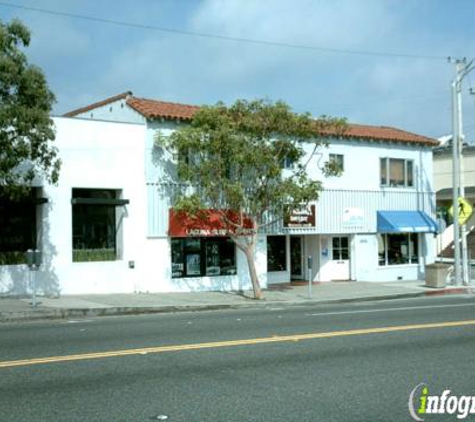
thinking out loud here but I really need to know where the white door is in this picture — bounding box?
[330,236,350,280]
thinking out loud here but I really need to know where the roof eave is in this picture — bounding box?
[63,91,133,117]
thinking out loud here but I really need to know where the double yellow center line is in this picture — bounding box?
[1,319,474,369]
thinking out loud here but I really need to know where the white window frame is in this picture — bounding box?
[329,153,344,172]
[378,233,419,266]
[380,158,414,188]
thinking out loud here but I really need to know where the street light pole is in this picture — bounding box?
[451,58,474,285]
[457,77,470,286]
[451,64,462,285]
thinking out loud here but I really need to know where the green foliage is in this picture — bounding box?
[157,98,346,227]
[0,251,26,265]
[0,18,61,197]
[322,160,344,177]
[72,248,116,262]
[157,98,346,299]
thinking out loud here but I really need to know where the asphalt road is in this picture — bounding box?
[1,295,475,421]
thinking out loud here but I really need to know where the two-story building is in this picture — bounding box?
[0,92,439,296]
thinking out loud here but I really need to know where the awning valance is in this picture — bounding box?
[377,211,438,233]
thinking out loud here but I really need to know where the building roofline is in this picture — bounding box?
[63,92,439,146]
[62,91,133,117]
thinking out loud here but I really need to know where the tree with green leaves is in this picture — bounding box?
[0,18,60,197]
[158,99,346,299]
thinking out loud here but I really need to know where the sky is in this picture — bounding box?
[2,0,475,140]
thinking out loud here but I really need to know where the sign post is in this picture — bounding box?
[448,197,473,226]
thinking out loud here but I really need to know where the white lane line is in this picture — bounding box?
[67,320,94,324]
[307,302,475,317]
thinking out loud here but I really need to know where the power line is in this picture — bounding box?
[323,93,448,111]
[0,1,449,61]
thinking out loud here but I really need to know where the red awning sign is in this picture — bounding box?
[168,209,255,237]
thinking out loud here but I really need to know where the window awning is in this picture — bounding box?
[71,198,129,206]
[377,211,438,233]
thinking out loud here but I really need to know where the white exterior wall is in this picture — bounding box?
[0,113,437,295]
[46,118,149,294]
[142,121,264,292]
[302,138,434,192]
[351,232,433,282]
[72,99,146,124]
[434,148,475,193]
[1,118,149,295]
[273,139,436,284]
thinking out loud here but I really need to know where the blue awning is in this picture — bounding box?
[377,211,438,233]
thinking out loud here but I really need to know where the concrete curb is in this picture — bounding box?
[0,287,471,323]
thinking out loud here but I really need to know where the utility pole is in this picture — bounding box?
[451,58,474,285]
[451,60,462,285]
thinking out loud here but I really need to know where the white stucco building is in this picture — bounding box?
[0,92,440,296]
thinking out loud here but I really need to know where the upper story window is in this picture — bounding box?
[380,158,414,188]
[329,154,344,172]
[282,156,294,169]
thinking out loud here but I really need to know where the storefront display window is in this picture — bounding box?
[171,237,236,278]
[378,233,418,266]
[267,236,287,271]
[72,188,126,262]
[0,188,39,265]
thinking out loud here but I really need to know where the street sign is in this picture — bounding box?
[448,197,473,226]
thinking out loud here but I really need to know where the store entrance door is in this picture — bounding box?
[330,236,350,280]
[290,236,303,280]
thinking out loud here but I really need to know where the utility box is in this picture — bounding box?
[425,263,450,288]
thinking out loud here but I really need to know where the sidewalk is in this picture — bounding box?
[0,281,473,323]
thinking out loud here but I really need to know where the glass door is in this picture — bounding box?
[290,236,303,280]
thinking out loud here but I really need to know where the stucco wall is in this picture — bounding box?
[0,116,437,295]
[302,138,434,193]
[1,118,148,295]
[72,99,146,124]
[434,150,475,192]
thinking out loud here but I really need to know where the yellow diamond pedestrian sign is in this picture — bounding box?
[449,197,473,225]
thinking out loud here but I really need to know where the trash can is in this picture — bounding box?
[425,263,450,288]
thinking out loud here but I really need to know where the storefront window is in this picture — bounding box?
[0,189,39,265]
[72,189,119,262]
[267,236,287,271]
[378,233,418,266]
[171,237,236,278]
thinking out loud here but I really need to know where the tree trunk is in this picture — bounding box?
[244,245,262,300]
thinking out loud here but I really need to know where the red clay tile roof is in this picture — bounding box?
[127,97,199,121]
[63,91,133,117]
[63,92,438,146]
[339,123,438,146]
